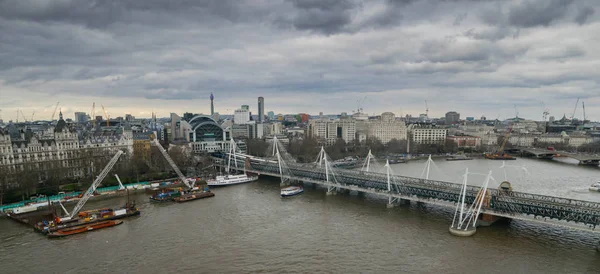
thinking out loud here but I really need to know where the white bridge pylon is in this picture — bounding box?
[272,137,296,187]
[360,149,386,173]
[450,168,493,233]
[227,138,242,173]
[315,147,341,194]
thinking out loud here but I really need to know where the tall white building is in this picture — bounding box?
[409,124,447,145]
[365,112,407,144]
[234,108,250,124]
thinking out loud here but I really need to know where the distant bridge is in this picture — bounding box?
[508,147,600,166]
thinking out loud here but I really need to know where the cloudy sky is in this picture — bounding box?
[1,0,599,121]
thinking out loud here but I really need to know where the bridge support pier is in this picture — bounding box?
[326,189,337,196]
[477,214,508,227]
[449,226,477,237]
[386,197,395,208]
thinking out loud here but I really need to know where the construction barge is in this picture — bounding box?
[148,138,216,204]
[33,202,139,234]
[47,220,123,238]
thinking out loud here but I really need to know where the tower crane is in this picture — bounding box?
[582,101,587,123]
[101,104,110,127]
[51,102,60,121]
[19,109,28,122]
[425,100,429,118]
[59,150,124,222]
[151,138,194,190]
[570,97,580,120]
[541,101,550,122]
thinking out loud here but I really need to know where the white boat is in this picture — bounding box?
[281,186,304,197]
[4,201,50,215]
[589,181,600,192]
[207,174,258,186]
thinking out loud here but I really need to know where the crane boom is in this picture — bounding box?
[498,128,512,154]
[571,98,580,120]
[151,138,192,189]
[51,102,60,121]
[66,150,124,220]
[101,104,110,127]
[92,102,96,127]
[19,109,28,122]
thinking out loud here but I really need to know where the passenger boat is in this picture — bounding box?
[281,186,304,197]
[446,154,473,161]
[47,220,123,238]
[332,157,359,169]
[207,174,258,187]
[589,182,600,192]
[173,190,215,203]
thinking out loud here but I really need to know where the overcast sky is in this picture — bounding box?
[1,0,599,121]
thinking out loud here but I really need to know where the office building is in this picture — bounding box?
[74,112,88,123]
[258,97,264,123]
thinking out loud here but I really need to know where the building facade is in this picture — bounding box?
[234,108,250,124]
[308,119,355,145]
[409,124,447,145]
[0,113,133,185]
[446,135,481,148]
[445,111,460,125]
[365,112,407,144]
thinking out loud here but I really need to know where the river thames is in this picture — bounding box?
[1,158,599,273]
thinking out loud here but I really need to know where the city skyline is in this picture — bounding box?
[1,0,599,121]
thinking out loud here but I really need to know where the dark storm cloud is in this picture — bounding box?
[480,0,578,28]
[0,0,271,28]
[575,6,595,25]
[507,0,573,27]
[280,0,356,34]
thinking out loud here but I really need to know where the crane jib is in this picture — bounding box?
[68,150,124,219]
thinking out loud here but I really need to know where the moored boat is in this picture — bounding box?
[47,220,123,238]
[149,188,182,202]
[589,182,600,192]
[446,154,473,161]
[207,174,258,187]
[281,186,304,197]
[173,190,215,203]
[484,153,516,160]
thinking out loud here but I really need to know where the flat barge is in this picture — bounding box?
[47,220,123,238]
[173,191,215,203]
